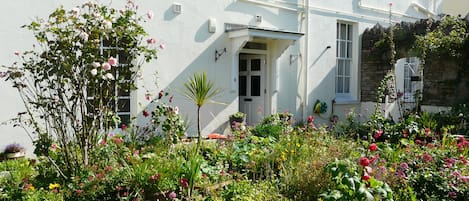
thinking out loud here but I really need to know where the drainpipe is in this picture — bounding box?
[302,0,310,121]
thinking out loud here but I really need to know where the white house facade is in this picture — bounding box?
[0,0,441,156]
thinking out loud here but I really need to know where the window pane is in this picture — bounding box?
[345,61,351,76]
[347,41,352,58]
[338,60,344,76]
[337,77,343,93]
[336,23,339,39]
[347,24,352,41]
[344,77,350,93]
[340,24,347,40]
[340,41,346,57]
[251,76,261,96]
[118,114,130,128]
[239,76,247,96]
[240,60,247,71]
[251,59,261,71]
[117,99,130,112]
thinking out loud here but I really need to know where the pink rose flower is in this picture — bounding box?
[169,191,177,199]
[159,43,166,49]
[102,62,111,71]
[108,57,118,66]
[147,11,154,20]
[146,38,157,44]
[0,72,6,78]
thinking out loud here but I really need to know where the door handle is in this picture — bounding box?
[244,98,252,102]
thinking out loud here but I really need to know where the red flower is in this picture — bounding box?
[362,173,371,181]
[142,110,150,117]
[422,153,433,163]
[121,124,127,131]
[158,90,164,99]
[415,139,423,146]
[359,157,370,166]
[374,130,383,139]
[113,137,124,144]
[149,173,161,182]
[180,178,189,188]
[307,115,314,123]
[369,143,377,151]
[104,166,113,172]
[402,129,408,138]
[76,189,83,195]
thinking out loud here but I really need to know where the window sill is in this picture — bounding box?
[334,95,360,105]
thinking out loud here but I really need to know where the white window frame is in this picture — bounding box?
[335,21,358,102]
[403,57,421,103]
[100,39,132,128]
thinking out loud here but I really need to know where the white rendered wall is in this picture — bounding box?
[0,0,440,155]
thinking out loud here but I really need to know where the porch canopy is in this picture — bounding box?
[225,23,303,91]
[225,23,303,54]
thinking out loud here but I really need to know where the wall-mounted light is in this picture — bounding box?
[215,48,227,62]
[208,18,216,33]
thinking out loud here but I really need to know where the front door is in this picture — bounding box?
[239,54,266,125]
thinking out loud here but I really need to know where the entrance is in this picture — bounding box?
[239,54,266,125]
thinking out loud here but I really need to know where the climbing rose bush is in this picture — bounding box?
[1,0,158,177]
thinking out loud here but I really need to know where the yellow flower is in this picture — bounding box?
[49,183,60,190]
[296,143,301,148]
[29,185,35,191]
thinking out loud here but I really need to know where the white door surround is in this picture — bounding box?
[239,53,267,125]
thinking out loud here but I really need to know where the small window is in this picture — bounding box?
[336,22,353,95]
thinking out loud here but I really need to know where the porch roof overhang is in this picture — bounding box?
[226,24,304,42]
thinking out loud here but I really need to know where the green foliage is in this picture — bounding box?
[1,1,158,177]
[221,180,290,201]
[181,72,222,150]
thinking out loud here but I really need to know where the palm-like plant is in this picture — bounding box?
[182,72,221,149]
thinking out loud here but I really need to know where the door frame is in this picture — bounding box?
[238,46,271,123]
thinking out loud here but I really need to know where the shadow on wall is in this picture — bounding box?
[140,27,235,137]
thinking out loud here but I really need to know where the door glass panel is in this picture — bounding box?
[251,76,261,96]
[239,76,247,96]
[240,60,247,71]
[338,60,344,75]
[251,59,261,71]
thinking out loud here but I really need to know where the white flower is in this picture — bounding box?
[104,73,115,80]
[90,68,98,76]
[92,62,100,68]
[79,32,89,42]
[71,7,80,16]
[103,20,113,30]
[174,106,179,115]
